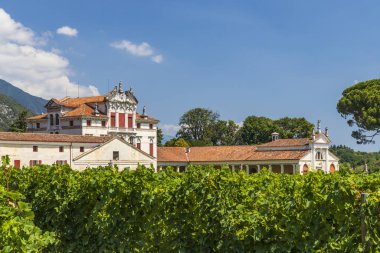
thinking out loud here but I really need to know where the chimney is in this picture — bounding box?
[271,132,279,142]
[142,106,147,118]
[325,127,329,137]
[118,81,123,93]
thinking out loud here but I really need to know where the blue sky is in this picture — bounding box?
[1,1,380,151]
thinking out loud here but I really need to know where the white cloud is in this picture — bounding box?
[151,54,163,63]
[56,26,78,37]
[0,9,98,99]
[160,124,180,136]
[111,39,163,63]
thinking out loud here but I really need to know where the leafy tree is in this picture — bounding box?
[210,120,239,145]
[176,108,219,145]
[337,78,380,144]
[237,116,278,144]
[157,128,164,147]
[164,138,190,147]
[274,117,314,138]
[9,110,28,132]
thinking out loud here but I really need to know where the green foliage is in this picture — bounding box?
[237,116,277,144]
[337,78,380,144]
[238,116,314,145]
[2,165,380,252]
[0,94,33,131]
[157,127,164,147]
[9,110,29,132]
[176,108,219,145]
[331,145,380,173]
[210,120,239,145]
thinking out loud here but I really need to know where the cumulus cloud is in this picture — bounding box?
[151,54,163,63]
[111,39,163,63]
[160,124,180,136]
[0,8,98,99]
[56,26,78,37]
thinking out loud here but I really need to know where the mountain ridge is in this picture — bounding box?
[0,79,48,114]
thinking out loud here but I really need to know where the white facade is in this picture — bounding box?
[27,82,159,158]
[0,135,156,170]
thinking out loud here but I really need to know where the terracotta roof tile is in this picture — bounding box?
[0,132,112,143]
[48,96,106,108]
[158,146,308,162]
[27,113,48,121]
[136,113,159,122]
[62,104,107,118]
[258,138,310,147]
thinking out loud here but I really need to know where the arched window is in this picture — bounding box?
[55,114,59,125]
[330,164,336,173]
[315,151,324,160]
[50,114,54,126]
[303,164,309,174]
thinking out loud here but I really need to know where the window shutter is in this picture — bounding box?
[64,160,67,164]
[39,160,42,165]
[29,160,33,167]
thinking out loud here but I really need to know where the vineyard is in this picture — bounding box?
[1,162,380,252]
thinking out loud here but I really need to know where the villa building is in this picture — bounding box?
[157,123,339,175]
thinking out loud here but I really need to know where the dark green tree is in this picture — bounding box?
[274,117,314,138]
[176,108,219,145]
[210,120,239,145]
[237,116,278,144]
[9,110,28,132]
[157,128,164,147]
[337,78,380,144]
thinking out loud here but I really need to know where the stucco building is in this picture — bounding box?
[157,123,339,175]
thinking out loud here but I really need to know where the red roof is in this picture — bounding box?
[62,104,107,118]
[0,132,112,143]
[27,113,48,121]
[49,96,106,108]
[158,146,308,162]
[258,138,310,147]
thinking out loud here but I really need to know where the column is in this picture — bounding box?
[325,148,329,173]
[115,112,119,129]
[176,166,180,172]
[281,164,284,174]
[246,165,249,175]
[232,165,235,172]
[269,165,272,173]
[240,164,243,170]
[292,164,296,174]
[257,165,261,173]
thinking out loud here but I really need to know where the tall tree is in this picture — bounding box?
[337,79,380,144]
[176,108,219,145]
[210,120,239,145]
[274,117,313,139]
[157,128,164,147]
[237,116,278,144]
[9,110,28,132]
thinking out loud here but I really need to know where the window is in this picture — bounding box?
[110,113,116,127]
[29,160,41,166]
[55,114,59,125]
[36,122,40,129]
[101,121,106,127]
[137,123,141,128]
[50,114,53,126]
[56,160,67,166]
[113,151,119,161]
[316,151,324,160]
[80,147,84,152]
[149,124,153,129]
[119,113,125,128]
[70,120,74,126]
[129,136,134,145]
[86,120,91,126]
[33,146,38,152]
[149,139,154,156]
[128,114,133,128]
[59,146,64,152]
[137,139,141,150]
[14,160,21,169]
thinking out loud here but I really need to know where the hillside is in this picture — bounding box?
[0,79,48,114]
[0,93,33,131]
